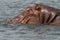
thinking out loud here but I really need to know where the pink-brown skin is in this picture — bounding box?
[6,3,60,26]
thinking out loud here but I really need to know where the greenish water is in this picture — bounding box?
[0,0,60,40]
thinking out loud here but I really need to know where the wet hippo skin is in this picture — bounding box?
[6,3,60,26]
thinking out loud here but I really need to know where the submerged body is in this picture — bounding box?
[6,3,60,26]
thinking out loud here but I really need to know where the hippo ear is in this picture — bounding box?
[35,3,43,5]
[34,3,41,10]
[34,3,43,7]
[35,3,40,7]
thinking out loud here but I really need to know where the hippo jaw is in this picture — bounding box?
[6,14,24,24]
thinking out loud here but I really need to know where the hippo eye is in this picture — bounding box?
[37,8,41,10]
[35,7,41,10]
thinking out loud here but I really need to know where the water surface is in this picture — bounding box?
[0,0,60,40]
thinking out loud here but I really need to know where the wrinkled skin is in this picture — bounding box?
[6,3,60,25]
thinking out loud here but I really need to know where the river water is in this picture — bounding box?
[0,0,60,40]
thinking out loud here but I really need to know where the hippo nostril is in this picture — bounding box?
[25,7,32,12]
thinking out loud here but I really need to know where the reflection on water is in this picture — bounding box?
[0,0,60,40]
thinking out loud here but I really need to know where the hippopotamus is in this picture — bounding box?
[6,3,60,26]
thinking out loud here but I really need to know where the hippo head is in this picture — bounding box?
[6,3,60,26]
